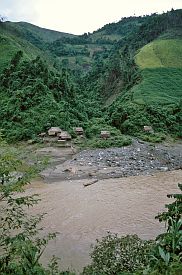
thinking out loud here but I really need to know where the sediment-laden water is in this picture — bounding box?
[25,140,182,273]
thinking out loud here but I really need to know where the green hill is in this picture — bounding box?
[104,10,182,139]
[0,32,43,73]
[0,21,74,73]
[13,22,74,43]
[0,9,182,142]
[107,36,182,137]
[0,21,73,45]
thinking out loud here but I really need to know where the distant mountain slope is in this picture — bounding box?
[14,22,74,43]
[1,21,74,45]
[0,21,74,72]
[42,16,147,73]
[0,32,44,73]
[91,16,146,41]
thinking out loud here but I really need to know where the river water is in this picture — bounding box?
[26,169,182,273]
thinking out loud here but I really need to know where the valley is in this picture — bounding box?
[0,8,182,275]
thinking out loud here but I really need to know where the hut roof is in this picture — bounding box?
[75,127,83,131]
[48,127,62,132]
[74,127,84,134]
[101,130,110,135]
[58,131,71,140]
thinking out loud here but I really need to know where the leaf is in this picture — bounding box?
[165,252,170,265]
[158,246,166,262]
[158,246,171,265]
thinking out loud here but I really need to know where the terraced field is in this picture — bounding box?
[135,39,182,69]
[132,39,182,105]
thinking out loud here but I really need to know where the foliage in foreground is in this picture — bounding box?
[82,235,153,275]
[148,183,182,274]
[82,184,182,275]
[0,137,73,274]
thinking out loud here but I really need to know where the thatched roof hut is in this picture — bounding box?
[143,126,154,133]
[38,132,46,137]
[100,131,110,139]
[74,127,84,135]
[48,127,62,136]
[58,131,71,141]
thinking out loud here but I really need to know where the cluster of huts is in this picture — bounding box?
[38,125,154,144]
[39,127,84,143]
[39,127,113,144]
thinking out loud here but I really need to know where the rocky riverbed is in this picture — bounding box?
[24,139,182,273]
[38,139,182,183]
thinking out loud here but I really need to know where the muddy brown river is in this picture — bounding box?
[26,169,182,273]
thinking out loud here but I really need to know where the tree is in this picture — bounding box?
[0,136,74,274]
[10,50,23,67]
[0,15,5,23]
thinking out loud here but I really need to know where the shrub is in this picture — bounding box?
[0,137,74,275]
[144,184,182,274]
[82,234,153,275]
[85,136,131,149]
[137,132,166,143]
[82,184,182,275]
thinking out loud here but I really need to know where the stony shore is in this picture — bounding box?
[37,139,182,183]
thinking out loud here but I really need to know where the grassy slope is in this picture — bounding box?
[132,38,182,105]
[135,39,182,69]
[0,21,74,73]
[0,33,44,73]
[15,22,74,42]
[132,68,182,105]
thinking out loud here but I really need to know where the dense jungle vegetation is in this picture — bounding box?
[0,9,182,144]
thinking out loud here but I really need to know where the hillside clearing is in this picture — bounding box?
[135,39,182,69]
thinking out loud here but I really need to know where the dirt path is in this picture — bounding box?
[27,170,182,273]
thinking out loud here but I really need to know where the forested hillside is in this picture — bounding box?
[0,9,182,143]
[102,9,182,140]
[0,51,90,140]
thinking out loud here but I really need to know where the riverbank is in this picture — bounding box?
[23,139,182,273]
[37,139,182,182]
